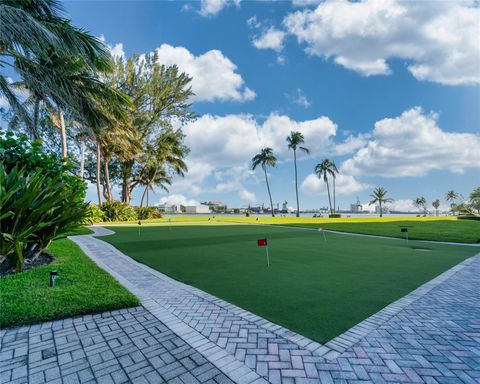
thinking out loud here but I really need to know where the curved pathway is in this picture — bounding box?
[1,226,479,383]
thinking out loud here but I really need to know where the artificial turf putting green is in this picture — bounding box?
[103,223,478,343]
[290,220,480,244]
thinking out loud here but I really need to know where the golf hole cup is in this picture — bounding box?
[50,271,58,287]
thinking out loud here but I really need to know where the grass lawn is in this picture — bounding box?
[103,223,478,343]
[0,236,139,329]
[290,220,480,244]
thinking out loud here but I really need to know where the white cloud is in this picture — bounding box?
[335,133,369,155]
[292,0,323,6]
[252,27,286,52]
[247,16,262,29]
[239,189,257,202]
[283,0,480,85]
[98,35,125,59]
[158,194,199,206]
[341,107,480,177]
[288,88,311,108]
[154,44,255,102]
[301,173,371,196]
[174,112,338,199]
[199,0,240,17]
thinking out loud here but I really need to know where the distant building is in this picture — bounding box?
[349,197,376,213]
[375,205,390,215]
[157,204,181,213]
[202,200,227,212]
[185,205,211,214]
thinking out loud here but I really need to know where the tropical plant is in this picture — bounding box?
[1,0,114,142]
[82,203,104,224]
[314,159,338,214]
[135,206,162,220]
[445,190,459,214]
[0,164,87,272]
[369,187,393,218]
[469,187,480,213]
[99,54,195,205]
[101,201,137,222]
[432,199,440,216]
[414,197,428,214]
[286,131,309,217]
[251,147,277,217]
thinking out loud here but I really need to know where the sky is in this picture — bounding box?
[42,1,480,210]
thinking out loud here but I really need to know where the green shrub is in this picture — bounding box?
[0,165,87,271]
[457,215,480,221]
[135,206,162,220]
[0,131,86,205]
[329,213,342,218]
[82,203,105,224]
[101,201,137,222]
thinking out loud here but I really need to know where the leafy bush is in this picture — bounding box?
[329,213,342,218]
[457,215,480,221]
[0,165,87,271]
[135,206,162,220]
[101,201,137,222]
[82,203,105,224]
[0,131,86,205]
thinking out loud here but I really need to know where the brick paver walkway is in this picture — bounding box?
[1,226,479,383]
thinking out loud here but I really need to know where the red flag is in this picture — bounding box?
[257,238,267,247]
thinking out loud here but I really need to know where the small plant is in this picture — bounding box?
[101,201,137,222]
[135,206,162,220]
[82,203,105,224]
[329,213,342,218]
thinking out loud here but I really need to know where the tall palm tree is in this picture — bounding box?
[432,199,440,216]
[445,190,459,214]
[1,0,112,134]
[314,159,338,214]
[315,159,338,213]
[251,148,277,217]
[369,187,393,218]
[414,197,428,214]
[286,131,309,217]
[139,166,171,207]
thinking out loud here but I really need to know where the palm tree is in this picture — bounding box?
[445,190,459,214]
[139,166,171,207]
[432,199,440,216]
[369,187,393,217]
[1,0,112,135]
[251,148,277,217]
[470,187,480,214]
[287,131,309,217]
[314,159,338,214]
[414,197,428,214]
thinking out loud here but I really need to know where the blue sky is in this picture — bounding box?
[64,1,479,210]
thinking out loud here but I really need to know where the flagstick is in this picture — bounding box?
[266,245,270,267]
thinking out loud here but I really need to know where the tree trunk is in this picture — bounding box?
[58,107,67,158]
[32,98,40,140]
[333,176,336,214]
[379,201,383,217]
[103,153,112,202]
[146,187,149,207]
[96,140,102,207]
[294,150,300,217]
[79,141,85,179]
[264,166,275,217]
[140,185,147,207]
[121,161,134,204]
[325,178,333,214]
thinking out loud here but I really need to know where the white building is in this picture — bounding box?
[157,204,181,213]
[185,205,211,214]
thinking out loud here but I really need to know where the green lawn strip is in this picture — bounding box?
[103,224,477,343]
[288,220,480,244]
[0,238,139,329]
[61,225,94,236]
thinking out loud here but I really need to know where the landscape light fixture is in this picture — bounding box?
[50,271,58,288]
